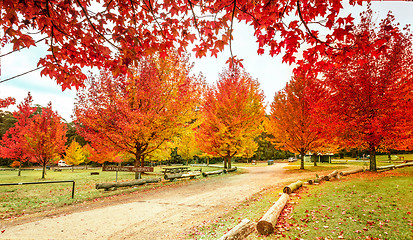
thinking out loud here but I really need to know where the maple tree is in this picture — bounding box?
[64,140,86,170]
[266,72,327,170]
[322,10,413,171]
[82,144,120,165]
[24,102,67,178]
[196,67,265,169]
[75,53,203,178]
[1,0,365,89]
[0,93,36,176]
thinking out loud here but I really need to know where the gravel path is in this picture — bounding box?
[0,163,334,239]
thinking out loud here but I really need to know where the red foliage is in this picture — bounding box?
[322,10,413,170]
[196,67,265,169]
[0,93,36,163]
[75,53,203,168]
[0,97,15,108]
[23,102,67,178]
[1,0,364,89]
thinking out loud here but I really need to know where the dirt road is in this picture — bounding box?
[0,163,323,239]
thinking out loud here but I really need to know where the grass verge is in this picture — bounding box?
[0,166,221,219]
[281,168,413,239]
[187,167,413,239]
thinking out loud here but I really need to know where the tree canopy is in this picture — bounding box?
[75,53,204,176]
[267,71,327,169]
[322,10,413,171]
[1,0,367,89]
[196,67,265,169]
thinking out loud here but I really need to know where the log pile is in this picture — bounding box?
[96,178,160,190]
[256,193,289,235]
[218,218,256,240]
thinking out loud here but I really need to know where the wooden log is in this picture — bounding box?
[376,165,396,171]
[164,173,183,180]
[283,180,303,194]
[224,167,237,173]
[339,168,364,176]
[96,178,160,190]
[395,162,413,169]
[308,178,320,185]
[256,193,289,235]
[202,170,224,177]
[323,170,338,181]
[164,172,201,181]
[218,218,255,240]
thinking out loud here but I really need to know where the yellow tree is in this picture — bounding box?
[196,67,266,169]
[64,140,86,170]
[176,126,202,166]
[267,72,327,169]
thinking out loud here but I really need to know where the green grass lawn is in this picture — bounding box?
[0,165,220,219]
[186,166,413,239]
[281,168,413,239]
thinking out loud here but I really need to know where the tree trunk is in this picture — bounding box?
[300,150,305,170]
[134,154,143,179]
[369,146,377,171]
[256,193,289,235]
[42,160,46,179]
[312,154,317,166]
[18,164,21,177]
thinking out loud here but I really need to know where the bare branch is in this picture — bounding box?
[0,67,44,84]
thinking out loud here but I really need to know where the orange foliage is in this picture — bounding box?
[196,67,265,169]
[75,53,204,169]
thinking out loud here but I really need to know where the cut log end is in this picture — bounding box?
[283,180,303,194]
[256,221,274,236]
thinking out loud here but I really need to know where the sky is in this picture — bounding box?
[0,1,412,122]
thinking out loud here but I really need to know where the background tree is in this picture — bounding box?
[0,93,36,175]
[1,0,364,89]
[75,53,204,178]
[0,110,16,140]
[174,120,202,165]
[64,140,86,171]
[65,122,87,146]
[267,72,327,170]
[196,67,266,169]
[322,10,413,171]
[23,102,67,178]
